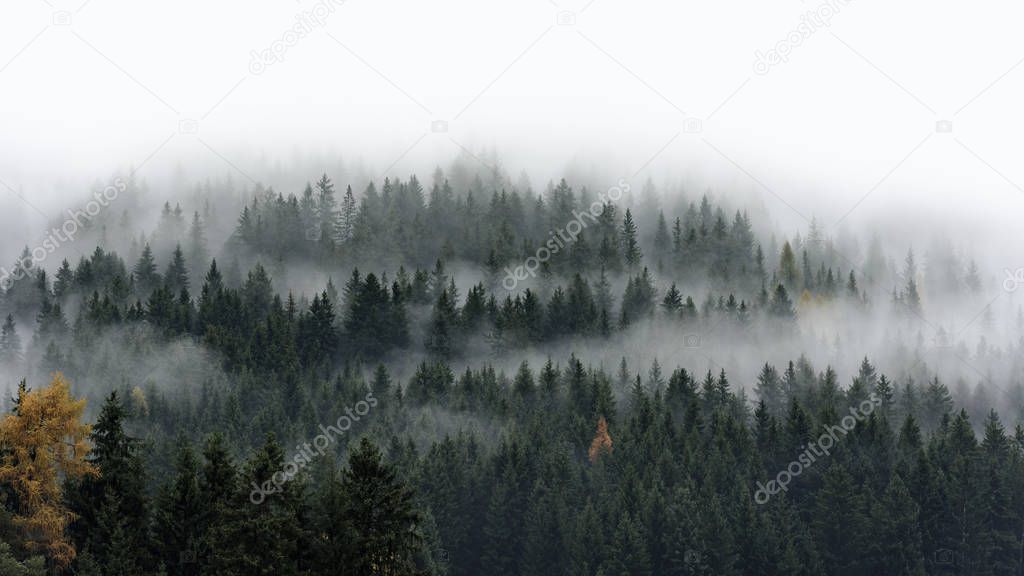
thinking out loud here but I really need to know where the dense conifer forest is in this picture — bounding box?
[0,168,1021,575]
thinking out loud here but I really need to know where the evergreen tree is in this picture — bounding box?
[133,243,161,295]
[164,244,190,295]
[67,392,150,572]
[0,315,21,364]
[870,474,926,575]
[779,241,799,288]
[340,185,357,243]
[187,211,209,281]
[208,434,306,576]
[341,438,425,575]
[316,173,338,242]
[621,209,642,269]
[154,440,204,576]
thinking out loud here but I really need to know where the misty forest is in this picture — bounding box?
[1,162,1023,576]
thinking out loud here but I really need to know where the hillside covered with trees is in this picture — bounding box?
[0,168,1020,575]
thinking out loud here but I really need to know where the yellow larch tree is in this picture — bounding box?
[0,373,97,570]
[588,415,613,463]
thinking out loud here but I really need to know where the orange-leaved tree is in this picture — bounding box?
[0,373,97,570]
[588,415,613,463]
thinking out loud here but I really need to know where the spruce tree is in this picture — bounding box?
[0,315,21,364]
[341,438,425,576]
[620,209,642,269]
[164,244,189,295]
[67,391,150,571]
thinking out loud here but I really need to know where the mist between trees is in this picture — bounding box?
[0,155,1020,574]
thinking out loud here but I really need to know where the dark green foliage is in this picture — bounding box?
[0,169,1017,576]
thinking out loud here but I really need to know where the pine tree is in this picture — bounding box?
[154,439,205,576]
[316,173,338,242]
[621,209,642,269]
[769,284,795,321]
[199,433,236,571]
[653,210,670,270]
[0,542,45,576]
[979,411,1018,574]
[522,480,570,575]
[132,243,160,296]
[661,283,683,315]
[755,363,783,417]
[779,241,799,288]
[871,474,926,575]
[603,512,652,576]
[921,377,953,433]
[187,211,209,281]
[513,360,535,402]
[208,434,306,576]
[164,244,190,295]
[297,291,338,365]
[340,185,357,243]
[341,438,425,575]
[814,464,867,574]
[0,315,21,364]
[426,288,458,359]
[299,182,318,241]
[481,465,525,576]
[67,392,149,572]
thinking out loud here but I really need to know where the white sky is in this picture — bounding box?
[1,0,1023,267]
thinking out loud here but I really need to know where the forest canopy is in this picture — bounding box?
[0,167,1019,575]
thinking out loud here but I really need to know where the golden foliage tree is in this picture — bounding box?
[588,416,613,463]
[0,373,97,570]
